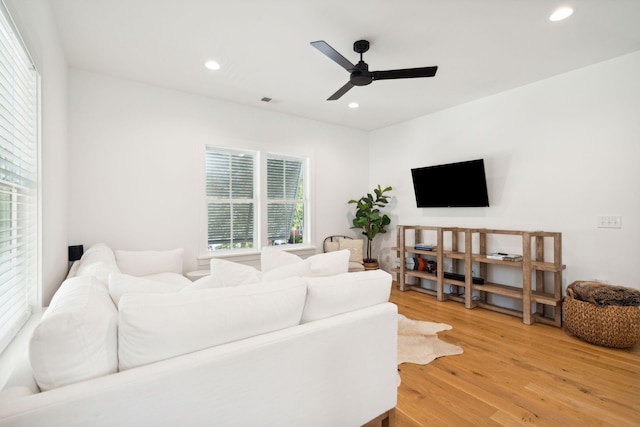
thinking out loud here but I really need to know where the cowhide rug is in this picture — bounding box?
[398,314,463,366]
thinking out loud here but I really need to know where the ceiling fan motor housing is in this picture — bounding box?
[350,40,373,85]
[350,61,372,86]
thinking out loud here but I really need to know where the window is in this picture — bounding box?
[0,2,39,354]
[205,148,256,251]
[205,147,308,252]
[267,155,304,245]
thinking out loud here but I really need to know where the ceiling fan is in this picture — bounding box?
[310,39,438,101]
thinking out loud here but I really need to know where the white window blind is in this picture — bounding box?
[205,148,255,251]
[0,2,39,353]
[267,155,305,245]
[205,148,308,252]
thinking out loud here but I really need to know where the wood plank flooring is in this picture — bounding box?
[389,286,640,427]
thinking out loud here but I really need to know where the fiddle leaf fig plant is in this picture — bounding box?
[348,185,392,262]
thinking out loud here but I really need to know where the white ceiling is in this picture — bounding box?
[49,0,640,131]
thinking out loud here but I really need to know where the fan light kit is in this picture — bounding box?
[204,60,220,71]
[348,102,359,109]
[550,7,573,21]
[311,39,438,100]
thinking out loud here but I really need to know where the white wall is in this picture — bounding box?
[369,51,640,290]
[68,70,369,273]
[19,2,637,298]
[6,0,69,305]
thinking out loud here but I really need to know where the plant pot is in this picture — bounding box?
[363,260,379,270]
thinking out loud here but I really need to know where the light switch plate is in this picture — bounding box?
[597,215,622,228]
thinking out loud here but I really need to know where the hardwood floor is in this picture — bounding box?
[389,286,640,427]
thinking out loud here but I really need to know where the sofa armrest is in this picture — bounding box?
[0,303,398,427]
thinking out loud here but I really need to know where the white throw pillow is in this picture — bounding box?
[115,248,184,276]
[260,247,302,272]
[29,276,118,391]
[75,243,120,282]
[118,277,307,370]
[108,273,189,306]
[212,258,262,284]
[339,239,364,264]
[181,274,227,291]
[142,272,193,287]
[261,250,350,281]
[301,270,392,323]
[182,260,262,291]
[261,259,311,281]
[306,250,350,276]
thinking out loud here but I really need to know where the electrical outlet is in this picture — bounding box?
[597,215,622,229]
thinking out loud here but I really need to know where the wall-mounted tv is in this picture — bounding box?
[411,159,490,208]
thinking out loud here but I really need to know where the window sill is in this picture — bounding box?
[0,309,43,392]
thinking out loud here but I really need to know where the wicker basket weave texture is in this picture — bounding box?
[564,281,640,348]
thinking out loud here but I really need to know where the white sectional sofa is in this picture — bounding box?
[0,244,398,426]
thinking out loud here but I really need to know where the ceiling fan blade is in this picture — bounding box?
[372,66,438,80]
[311,40,355,72]
[327,81,354,100]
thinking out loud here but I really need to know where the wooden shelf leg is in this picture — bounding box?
[522,232,532,325]
[464,229,474,309]
[398,226,407,292]
[436,228,445,301]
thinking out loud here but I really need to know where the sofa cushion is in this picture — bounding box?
[307,249,350,276]
[75,243,120,282]
[261,250,350,281]
[181,274,220,291]
[29,276,118,391]
[181,259,262,291]
[115,248,184,276]
[301,270,392,323]
[261,258,311,281]
[260,247,302,272]
[118,277,307,370]
[108,273,189,306]
[142,272,193,287]
[210,258,262,285]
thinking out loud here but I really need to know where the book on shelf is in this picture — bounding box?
[487,252,523,262]
[414,244,437,251]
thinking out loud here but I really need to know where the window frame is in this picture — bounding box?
[205,146,258,252]
[263,152,309,248]
[203,146,310,258]
[0,0,40,355]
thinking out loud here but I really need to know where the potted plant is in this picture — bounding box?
[348,185,392,269]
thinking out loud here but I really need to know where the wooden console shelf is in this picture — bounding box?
[393,225,565,326]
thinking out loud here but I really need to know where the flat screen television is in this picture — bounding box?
[411,159,490,207]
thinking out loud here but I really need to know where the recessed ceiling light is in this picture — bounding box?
[204,60,221,71]
[549,7,573,21]
[348,102,359,109]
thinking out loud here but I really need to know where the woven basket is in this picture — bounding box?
[564,282,640,348]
